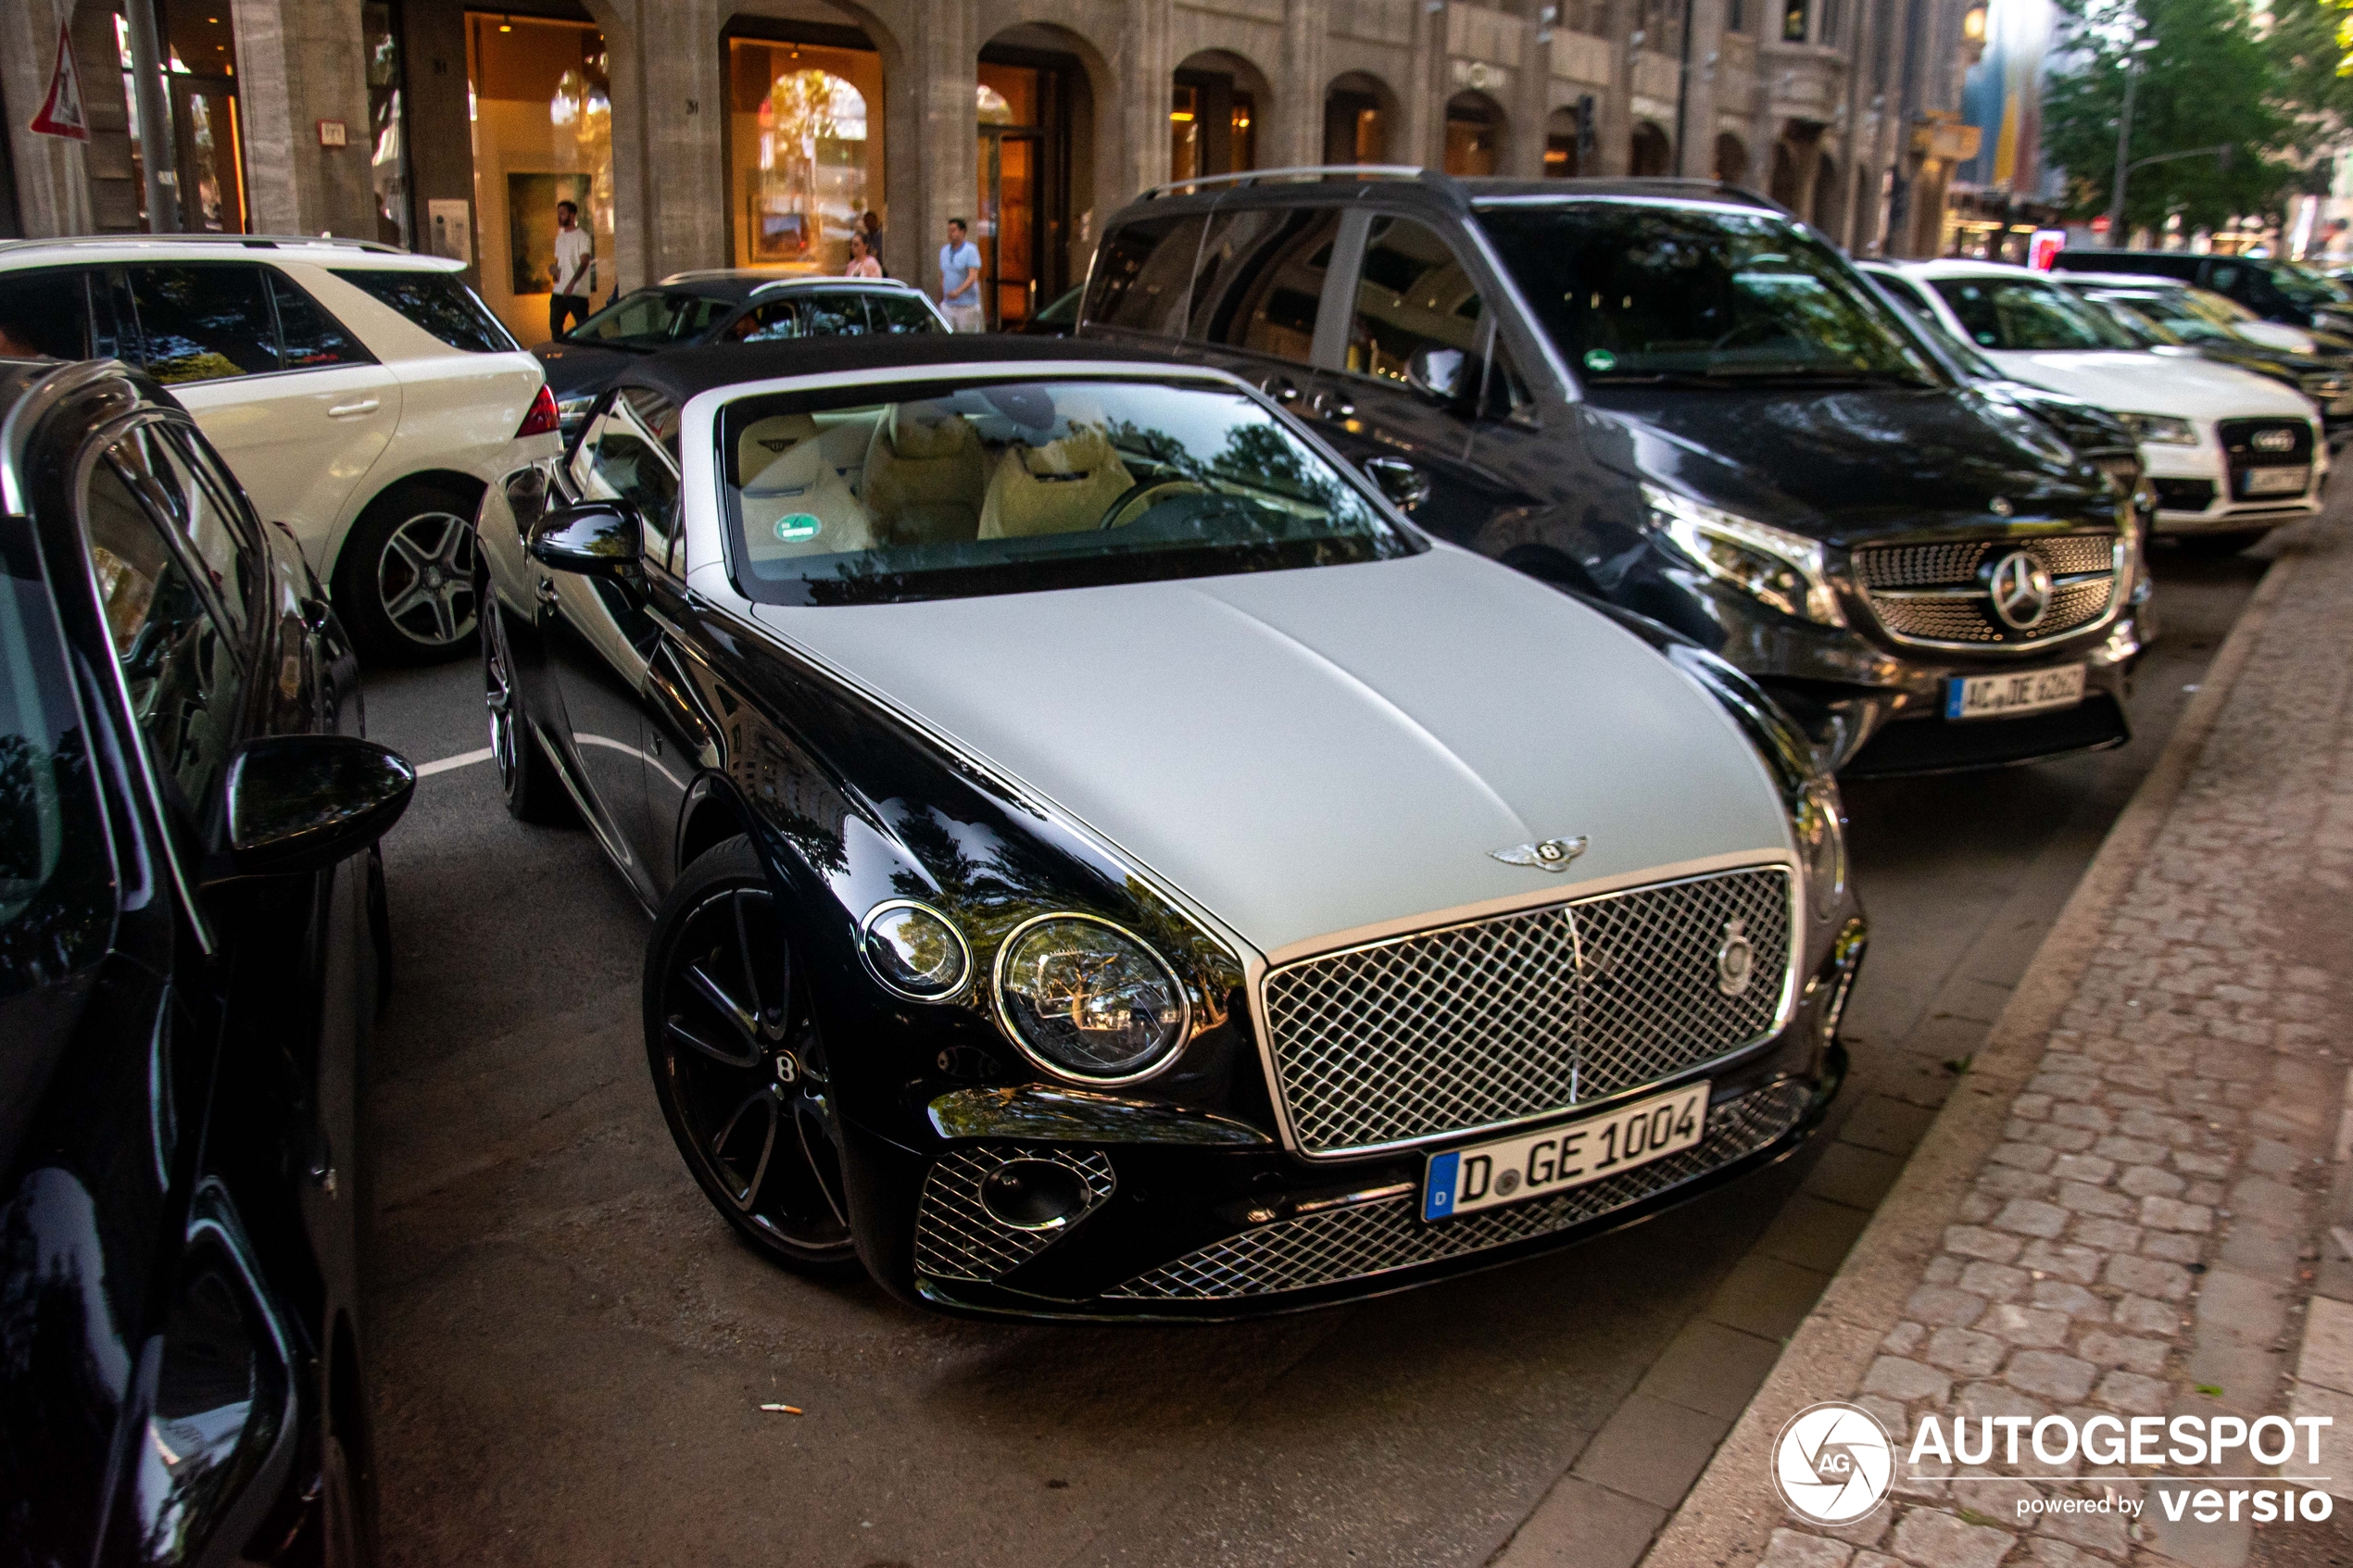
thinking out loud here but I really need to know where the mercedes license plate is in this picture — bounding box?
[1422,1082,1710,1222]
[1944,663,2086,721]
[2243,465,2309,497]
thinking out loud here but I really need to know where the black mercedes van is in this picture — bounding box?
[1076,172,2148,778]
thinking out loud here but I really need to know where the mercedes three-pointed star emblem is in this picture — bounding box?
[1491,836,1590,872]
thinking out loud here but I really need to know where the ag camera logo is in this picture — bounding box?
[1773,1401,1894,1524]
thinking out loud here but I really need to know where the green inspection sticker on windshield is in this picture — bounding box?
[774,513,822,543]
[1583,348,1617,373]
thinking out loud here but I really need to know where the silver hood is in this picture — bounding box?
[750,546,1792,960]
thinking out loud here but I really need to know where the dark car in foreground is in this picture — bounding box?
[472,335,1863,1320]
[1076,171,2146,778]
[0,357,413,1562]
[534,271,949,436]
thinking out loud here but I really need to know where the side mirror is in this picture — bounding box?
[1404,345,1467,404]
[528,501,641,575]
[216,735,415,882]
[1364,455,1432,512]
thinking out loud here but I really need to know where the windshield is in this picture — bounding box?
[719,378,1417,606]
[1475,203,1941,385]
[1865,271,2007,379]
[1930,276,2141,351]
[2077,295,2185,346]
[2284,264,2349,304]
[564,288,736,348]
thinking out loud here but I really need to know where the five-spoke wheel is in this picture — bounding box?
[481,592,572,823]
[334,481,483,664]
[645,837,859,1272]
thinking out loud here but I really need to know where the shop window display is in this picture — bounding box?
[465,13,613,344]
[728,36,885,275]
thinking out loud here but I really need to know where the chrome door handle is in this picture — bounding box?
[1261,375,1300,404]
[535,576,560,607]
[327,398,381,418]
[1307,389,1355,420]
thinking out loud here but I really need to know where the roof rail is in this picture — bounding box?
[1139,164,1430,200]
[0,232,409,256]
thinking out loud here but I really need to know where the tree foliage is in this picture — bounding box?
[2042,0,2296,232]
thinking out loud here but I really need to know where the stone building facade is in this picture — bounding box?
[4,0,1987,340]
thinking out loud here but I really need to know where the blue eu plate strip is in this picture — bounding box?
[1424,1150,1461,1221]
[1944,678,1965,720]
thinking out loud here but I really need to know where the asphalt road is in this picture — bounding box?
[357,537,2275,1567]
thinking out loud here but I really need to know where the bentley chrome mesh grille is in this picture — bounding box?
[912,1145,1115,1283]
[1105,1079,1812,1300]
[1850,531,2119,648]
[1259,867,1790,1157]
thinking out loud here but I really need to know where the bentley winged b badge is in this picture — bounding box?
[1491,835,1589,872]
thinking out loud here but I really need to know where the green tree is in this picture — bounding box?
[2042,0,2296,234]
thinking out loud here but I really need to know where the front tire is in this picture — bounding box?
[333,481,483,664]
[482,594,574,825]
[645,836,862,1275]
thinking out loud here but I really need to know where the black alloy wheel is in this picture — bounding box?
[646,837,861,1273]
[481,591,574,825]
[334,481,482,664]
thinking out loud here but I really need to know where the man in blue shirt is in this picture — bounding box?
[938,218,986,333]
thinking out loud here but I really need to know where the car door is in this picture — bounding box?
[541,385,682,897]
[1305,212,1535,545]
[123,261,403,543]
[73,418,309,1567]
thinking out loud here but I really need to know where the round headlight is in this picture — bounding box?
[993,914,1189,1082]
[1795,777,1847,917]
[861,900,971,1001]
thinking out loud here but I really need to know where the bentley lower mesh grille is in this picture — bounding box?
[912,1145,1114,1283]
[1260,867,1790,1157]
[1850,531,2119,648]
[1105,1079,1811,1300]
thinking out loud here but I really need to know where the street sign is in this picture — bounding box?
[29,24,89,142]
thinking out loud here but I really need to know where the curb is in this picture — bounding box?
[1640,540,2310,1568]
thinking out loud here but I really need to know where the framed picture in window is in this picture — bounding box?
[508,172,593,295]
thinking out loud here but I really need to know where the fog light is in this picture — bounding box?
[978,1160,1090,1231]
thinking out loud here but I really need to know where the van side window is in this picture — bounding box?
[1082,216,1208,336]
[1188,207,1341,367]
[1344,217,1489,386]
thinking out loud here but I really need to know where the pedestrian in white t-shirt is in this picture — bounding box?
[549,200,594,340]
[938,219,985,333]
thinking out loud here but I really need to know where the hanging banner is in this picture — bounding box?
[29,23,90,141]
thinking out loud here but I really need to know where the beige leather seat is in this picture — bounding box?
[977,426,1135,539]
[862,403,988,546]
[736,413,875,560]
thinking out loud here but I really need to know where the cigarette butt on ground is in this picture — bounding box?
[759,1402,803,1414]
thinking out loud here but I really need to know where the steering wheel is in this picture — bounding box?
[1709,318,1781,353]
[1097,479,1208,531]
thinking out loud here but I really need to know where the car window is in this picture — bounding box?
[573,391,682,560]
[126,265,281,383]
[0,268,96,360]
[1930,277,2138,352]
[1082,215,1209,336]
[566,289,734,347]
[799,294,872,336]
[728,300,803,342]
[1869,276,2005,380]
[1187,207,1340,367]
[107,423,255,639]
[718,376,1416,607]
[82,438,249,838]
[1343,216,1493,391]
[267,272,373,369]
[1476,204,1940,386]
[328,268,519,353]
[865,293,942,333]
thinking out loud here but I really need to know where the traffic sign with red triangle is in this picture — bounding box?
[30,24,90,142]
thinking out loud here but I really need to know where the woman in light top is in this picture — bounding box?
[845,231,883,279]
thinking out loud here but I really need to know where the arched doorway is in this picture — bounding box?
[976,25,1100,330]
[1172,50,1270,185]
[1715,132,1749,186]
[1768,140,1799,207]
[1546,107,1580,177]
[1323,71,1395,164]
[1812,151,1844,239]
[1629,121,1672,177]
[1444,92,1504,176]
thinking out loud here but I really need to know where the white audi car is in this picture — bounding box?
[0,235,557,660]
[1876,259,2323,549]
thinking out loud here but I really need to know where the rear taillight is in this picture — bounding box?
[516,383,560,438]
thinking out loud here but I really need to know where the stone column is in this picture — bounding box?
[232,0,375,236]
[616,0,727,282]
[1282,0,1329,169]
[1679,0,1724,178]
[0,0,93,236]
[910,1,975,302]
[1117,0,1176,204]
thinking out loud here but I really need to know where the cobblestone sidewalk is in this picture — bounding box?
[1643,509,2353,1568]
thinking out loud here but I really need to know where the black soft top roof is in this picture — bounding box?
[617,335,1186,405]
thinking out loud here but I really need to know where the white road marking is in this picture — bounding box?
[415,746,495,778]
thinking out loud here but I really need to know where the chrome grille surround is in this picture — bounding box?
[1258,867,1793,1159]
[1104,1078,1812,1300]
[912,1145,1115,1283]
[1849,530,2121,650]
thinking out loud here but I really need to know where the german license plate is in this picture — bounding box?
[1944,663,2085,721]
[2243,465,2309,496]
[1422,1082,1710,1222]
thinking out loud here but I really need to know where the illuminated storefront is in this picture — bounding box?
[464,11,613,343]
[724,26,884,275]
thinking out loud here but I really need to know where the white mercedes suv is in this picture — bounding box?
[1877,259,2324,550]
[0,235,558,660]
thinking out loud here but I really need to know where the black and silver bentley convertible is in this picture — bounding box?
[474,337,1867,1319]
